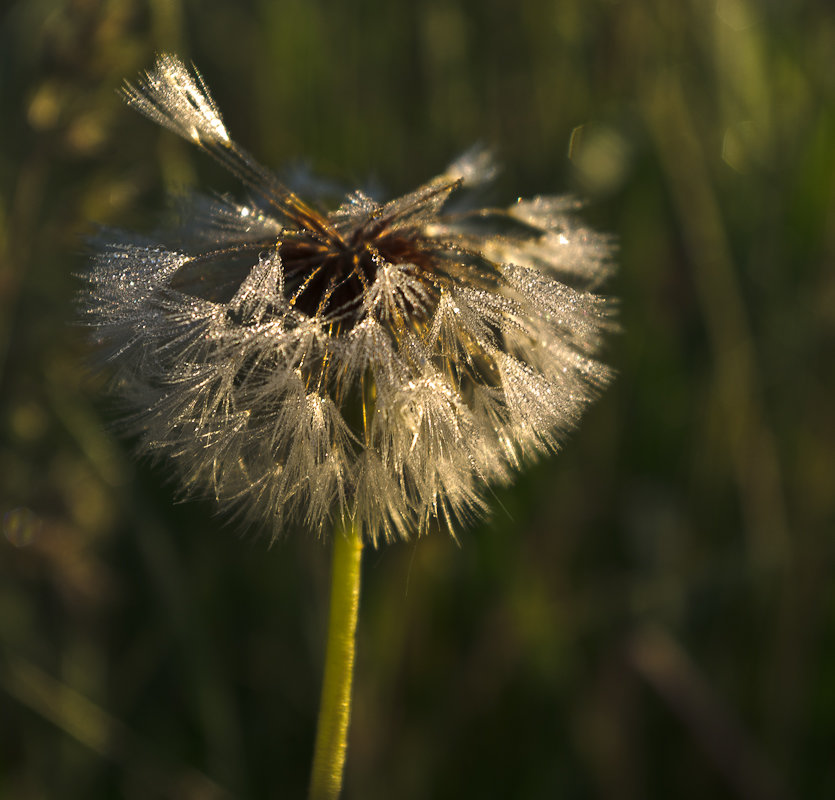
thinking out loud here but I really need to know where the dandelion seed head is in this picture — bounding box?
[82,55,616,544]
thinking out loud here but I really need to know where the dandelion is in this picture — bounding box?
[81,55,616,799]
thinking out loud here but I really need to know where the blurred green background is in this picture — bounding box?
[1,0,833,798]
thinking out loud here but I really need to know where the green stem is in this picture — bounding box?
[308,522,364,800]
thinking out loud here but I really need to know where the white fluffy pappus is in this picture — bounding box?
[81,54,617,544]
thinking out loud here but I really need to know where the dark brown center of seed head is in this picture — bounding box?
[169,223,440,333]
[280,228,436,328]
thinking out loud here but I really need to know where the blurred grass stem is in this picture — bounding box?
[0,652,231,798]
[309,522,364,800]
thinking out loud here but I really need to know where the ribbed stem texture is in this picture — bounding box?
[308,523,364,800]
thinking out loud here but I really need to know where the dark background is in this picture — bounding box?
[1,0,833,798]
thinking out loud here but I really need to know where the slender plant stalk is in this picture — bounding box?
[309,522,364,800]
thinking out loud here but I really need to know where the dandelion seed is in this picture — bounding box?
[81,54,616,545]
